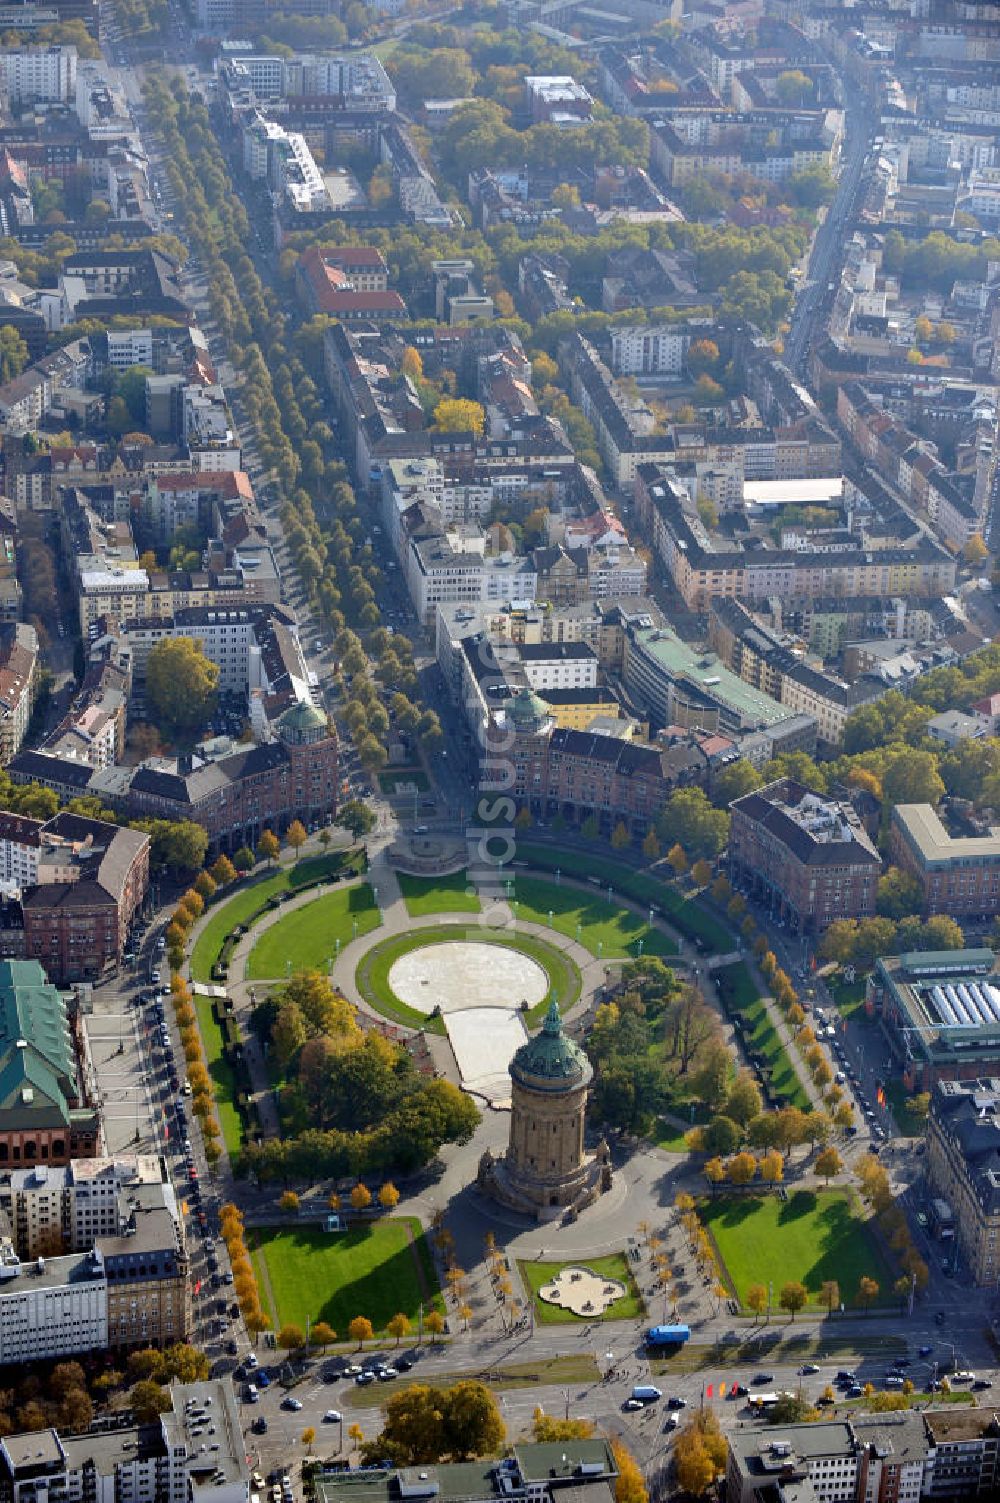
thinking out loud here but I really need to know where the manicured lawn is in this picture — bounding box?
[192,995,244,1158]
[515,843,728,952]
[714,962,811,1112]
[884,1079,929,1138]
[355,928,581,1033]
[249,1218,444,1335]
[520,1254,644,1324]
[398,871,481,917]
[828,975,869,1025]
[653,1119,692,1152]
[246,884,380,979]
[702,1191,895,1312]
[189,853,358,983]
[506,876,675,958]
[653,1105,709,1151]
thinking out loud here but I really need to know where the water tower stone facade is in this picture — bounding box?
[478,1002,610,1220]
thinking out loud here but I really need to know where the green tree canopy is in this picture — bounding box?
[145,636,219,742]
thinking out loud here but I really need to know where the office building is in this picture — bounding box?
[868,949,1000,1091]
[728,778,881,934]
[891,804,1000,919]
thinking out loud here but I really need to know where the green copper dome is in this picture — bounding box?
[508,686,551,733]
[277,700,328,743]
[510,1001,592,1091]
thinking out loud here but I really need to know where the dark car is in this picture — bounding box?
[751,1374,774,1386]
[732,1384,749,1398]
[973,1380,994,1391]
[355,1372,375,1387]
[846,1385,864,1398]
[251,1417,268,1435]
[667,1397,687,1410]
[396,1357,414,1372]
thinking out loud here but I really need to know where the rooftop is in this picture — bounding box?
[731,779,881,867]
[629,626,793,729]
[893,803,1000,867]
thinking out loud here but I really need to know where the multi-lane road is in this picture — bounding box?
[784,84,875,378]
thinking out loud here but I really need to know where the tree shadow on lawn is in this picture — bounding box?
[777,1191,820,1223]
[711,1199,759,1227]
[271,1226,430,1332]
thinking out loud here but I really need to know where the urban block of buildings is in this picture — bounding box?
[0,1381,246,1503]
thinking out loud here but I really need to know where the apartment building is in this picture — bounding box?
[727,1410,1000,1501]
[891,804,1000,919]
[12,701,338,854]
[0,1381,249,1503]
[927,1077,1000,1287]
[102,1193,190,1349]
[9,1154,165,1258]
[636,465,956,612]
[518,642,599,692]
[708,598,884,748]
[609,324,694,377]
[622,622,817,754]
[0,44,76,103]
[728,778,881,934]
[0,625,38,767]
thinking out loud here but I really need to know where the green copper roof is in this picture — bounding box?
[508,686,550,731]
[278,700,328,736]
[0,960,74,1128]
[511,1001,592,1089]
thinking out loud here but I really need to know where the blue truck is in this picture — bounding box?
[645,1325,691,1350]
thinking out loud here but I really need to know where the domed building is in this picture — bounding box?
[276,700,330,745]
[479,1001,611,1220]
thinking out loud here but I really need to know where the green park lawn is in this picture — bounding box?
[189,853,357,983]
[520,1254,644,1324]
[507,875,676,958]
[714,962,811,1112]
[398,871,481,917]
[249,1218,443,1336]
[245,884,380,979]
[192,995,244,1157]
[701,1191,895,1313]
[515,843,731,952]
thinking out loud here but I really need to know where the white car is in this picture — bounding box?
[323,1410,342,1423]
